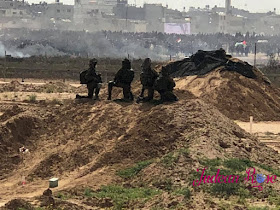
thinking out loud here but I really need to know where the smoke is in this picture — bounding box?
[0,42,26,58]
[0,29,170,60]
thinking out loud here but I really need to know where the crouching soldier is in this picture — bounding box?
[137,58,158,103]
[108,58,134,101]
[154,66,178,102]
[77,58,102,100]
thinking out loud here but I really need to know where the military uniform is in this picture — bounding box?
[77,58,102,99]
[154,66,178,102]
[108,59,134,101]
[138,58,158,102]
[85,69,102,99]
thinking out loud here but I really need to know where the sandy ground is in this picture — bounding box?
[0,80,82,88]
[0,92,75,101]
[236,121,280,134]
[236,121,280,152]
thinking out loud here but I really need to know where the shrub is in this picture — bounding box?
[117,160,153,179]
[28,94,37,102]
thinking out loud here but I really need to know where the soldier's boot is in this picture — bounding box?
[139,88,145,98]
[94,87,100,100]
[87,83,94,99]
[161,91,178,102]
[107,81,114,100]
[146,88,154,101]
[136,88,145,103]
[129,92,134,101]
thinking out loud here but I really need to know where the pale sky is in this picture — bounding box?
[25,0,280,13]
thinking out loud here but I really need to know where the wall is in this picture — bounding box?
[144,4,164,32]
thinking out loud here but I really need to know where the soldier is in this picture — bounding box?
[154,66,178,102]
[76,58,102,100]
[107,58,134,101]
[137,58,158,103]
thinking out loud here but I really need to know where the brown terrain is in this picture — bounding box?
[0,56,280,210]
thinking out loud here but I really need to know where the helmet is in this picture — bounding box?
[141,58,151,68]
[122,58,131,69]
[89,58,98,64]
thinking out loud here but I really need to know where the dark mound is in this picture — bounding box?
[166,49,269,83]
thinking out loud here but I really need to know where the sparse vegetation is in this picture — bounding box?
[178,148,190,158]
[55,192,70,200]
[223,158,253,172]
[84,187,94,197]
[152,178,173,191]
[173,187,191,199]
[161,152,179,168]
[117,160,153,179]
[254,163,280,177]
[44,85,56,93]
[268,195,280,206]
[51,98,63,105]
[27,94,37,102]
[86,185,160,209]
[248,207,270,210]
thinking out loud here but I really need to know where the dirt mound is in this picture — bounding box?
[176,69,280,121]
[4,199,34,210]
[0,84,279,209]
[0,105,24,122]
[0,81,30,93]
[167,50,280,121]
[0,110,44,179]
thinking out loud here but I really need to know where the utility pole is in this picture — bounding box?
[254,43,257,67]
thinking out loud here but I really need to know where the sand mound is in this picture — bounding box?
[166,50,280,121]
[0,111,43,179]
[0,105,24,122]
[0,82,279,208]
[176,69,280,121]
[8,95,276,183]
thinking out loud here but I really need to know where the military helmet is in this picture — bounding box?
[89,58,98,64]
[141,58,151,68]
[122,58,131,65]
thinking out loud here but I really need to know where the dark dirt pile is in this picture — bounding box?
[168,50,280,121]
[3,199,34,210]
[166,49,267,81]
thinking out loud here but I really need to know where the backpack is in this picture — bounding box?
[121,69,134,84]
[80,70,88,84]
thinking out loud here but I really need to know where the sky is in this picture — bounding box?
[25,0,280,13]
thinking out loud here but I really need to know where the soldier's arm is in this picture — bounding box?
[114,69,123,82]
[153,69,159,78]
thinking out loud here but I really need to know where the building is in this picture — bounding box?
[74,0,120,24]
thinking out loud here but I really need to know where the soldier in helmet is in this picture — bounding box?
[154,66,178,102]
[76,58,102,99]
[137,58,158,103]
[107,58,134,101]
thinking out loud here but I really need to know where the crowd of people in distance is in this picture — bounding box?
[1,28,280,59]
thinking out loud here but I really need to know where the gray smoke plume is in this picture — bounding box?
[0,29,170,60]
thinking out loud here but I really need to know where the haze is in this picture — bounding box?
[24,0,280,13]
